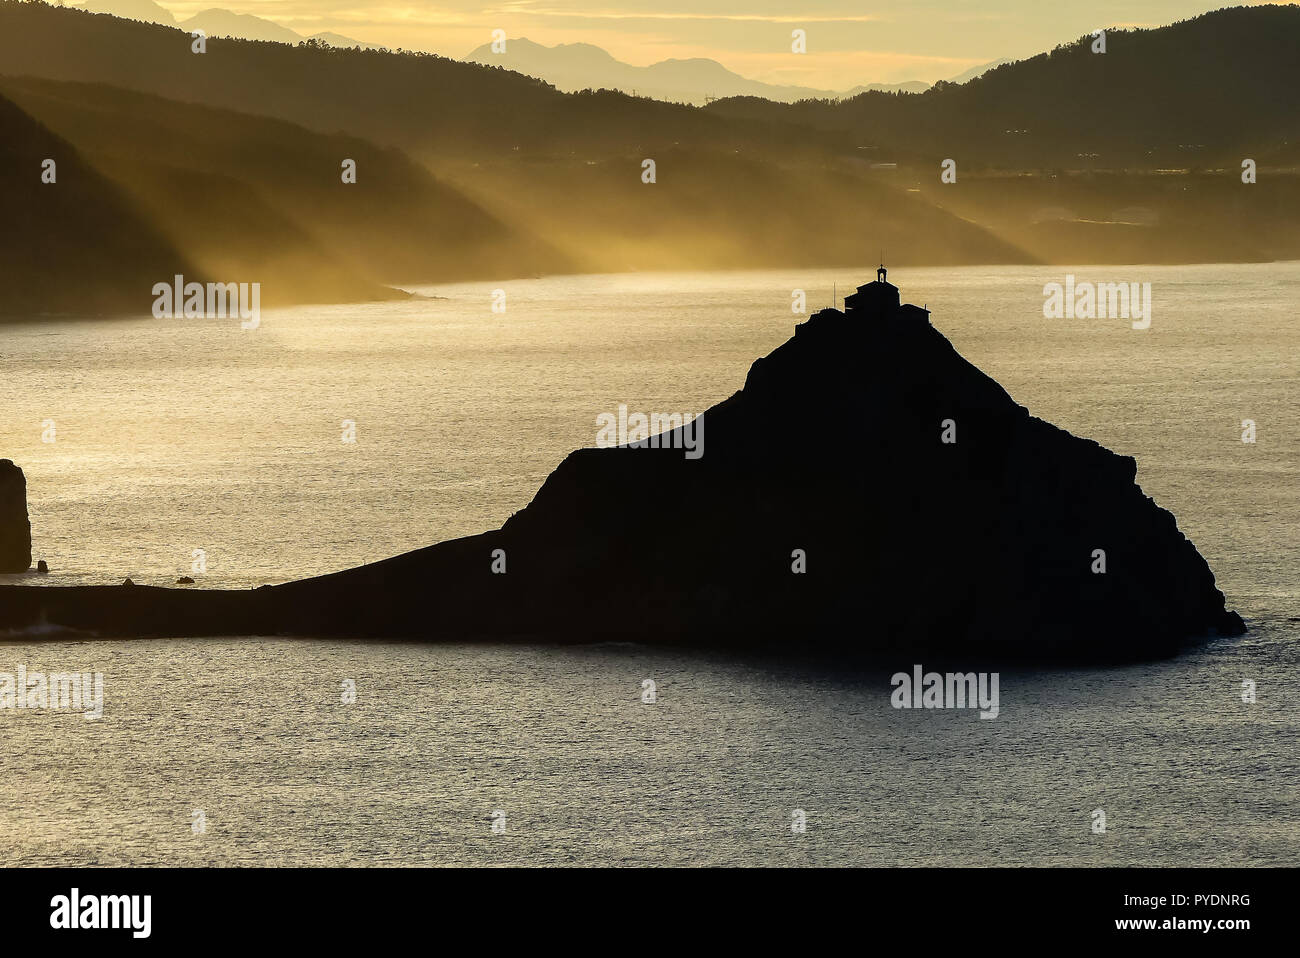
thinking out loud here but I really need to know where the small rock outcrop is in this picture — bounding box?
[0,460,32,573]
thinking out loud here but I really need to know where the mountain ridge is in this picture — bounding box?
[461,35,931,106]
[0,73,573,293]
[704,5,1300,168]
[2,0,1297,293]
[0,88,208,317]
[76,0,374,47]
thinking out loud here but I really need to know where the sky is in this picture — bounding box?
[153,2,1270,88]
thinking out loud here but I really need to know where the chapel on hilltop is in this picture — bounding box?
[796,265,931,336]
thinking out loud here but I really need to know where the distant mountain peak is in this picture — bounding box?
[73,2,370,48]
[76,0,175,26]
[461,36,925,105]
[177,8,302,45]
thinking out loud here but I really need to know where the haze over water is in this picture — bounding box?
[1,264,1297,865]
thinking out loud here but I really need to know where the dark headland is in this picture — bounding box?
[0,273,1244,661]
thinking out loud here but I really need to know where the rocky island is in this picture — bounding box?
[0,273,1245,660]
[0,459,32,574]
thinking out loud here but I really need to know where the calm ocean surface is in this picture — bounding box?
[1,264,1297,865]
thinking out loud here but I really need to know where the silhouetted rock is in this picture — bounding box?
[36,559,48,574]
[0,278,1245,660]
[176,576,194,585]
[265,274,1242,658]
[0,460,32,573]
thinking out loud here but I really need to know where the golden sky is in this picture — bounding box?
[155,2,1270,88]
